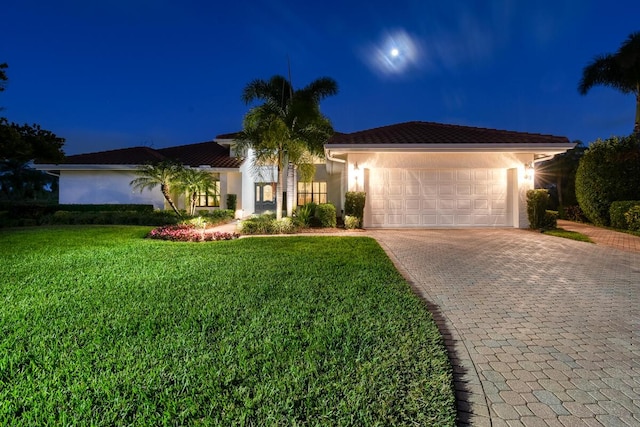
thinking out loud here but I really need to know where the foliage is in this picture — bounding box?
[609,200,640,229]
[343,215,361,229]
[543,228,593,243]
[578,31,640,134]
[0,62,7,93]
[344,191,366,227]
[0,159,58,201]
[38,210,178,227]
[543,210,558,230]
[1,63,66,167]
[625,205,640,231]
[239,214,300,234]
[130,161,183,217]
[527,189,551,229]
[536,141,586,213]
[0,227,456,425]
[226,193,237,212]
[0,118,66,164]
[575,135,640,225]
[563,205,588,222]
[294,202,316,227]
[146,224,238,241]
[234,75,338,219]
[173,167,219,216]
[315,203,337,228]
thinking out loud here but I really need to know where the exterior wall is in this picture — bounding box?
[225,171,243,217]
[59,170,164,208]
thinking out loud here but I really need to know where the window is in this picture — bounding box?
[297,181,327,205]
[196,182,221,207]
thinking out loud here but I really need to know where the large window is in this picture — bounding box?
[196,182,221,207]
[297,181,327,205]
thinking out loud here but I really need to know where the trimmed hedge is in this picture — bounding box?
[239,214,299,235]
[527,189,551,229]
[575,135,640,226]
[625,206,640,231]
[345,192,366,228]
[315,203,337,228]
[609,201,640,229]
[226,194,237,212]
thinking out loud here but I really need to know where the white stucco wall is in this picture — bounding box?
[59,170,165,208]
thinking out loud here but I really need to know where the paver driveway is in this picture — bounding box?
[371,229,640,427]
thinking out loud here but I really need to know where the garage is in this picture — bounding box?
[325,121,575,229]
[366,168,508,228]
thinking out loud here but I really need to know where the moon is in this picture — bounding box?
[390,48,400,57]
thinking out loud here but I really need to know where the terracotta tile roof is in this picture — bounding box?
[53,141,243,168]
[327,121,570,145]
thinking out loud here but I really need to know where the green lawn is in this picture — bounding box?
[543,228,593,243]
[0,226,455,426]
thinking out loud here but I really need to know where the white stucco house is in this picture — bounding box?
[35,121,574,228]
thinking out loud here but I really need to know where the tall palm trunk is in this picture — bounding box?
[161,183,182,217]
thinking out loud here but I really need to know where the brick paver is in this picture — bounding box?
[371,229,640,427]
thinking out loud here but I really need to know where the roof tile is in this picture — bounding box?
[327,121,570,145]
[54,141,243,168]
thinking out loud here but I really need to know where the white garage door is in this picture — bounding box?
[366,169,508,227]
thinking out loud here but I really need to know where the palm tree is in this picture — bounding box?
[579,31,640,135]
[174,168,219,216]
[130,161,182,217]
[235,75,338,218]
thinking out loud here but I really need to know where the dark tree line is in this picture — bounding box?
[1,63,66,201]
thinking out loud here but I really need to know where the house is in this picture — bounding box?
[35,121,574,228]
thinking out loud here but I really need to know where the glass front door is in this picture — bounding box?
[255,183,276,213]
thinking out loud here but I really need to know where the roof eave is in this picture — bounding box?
[33,164,242,172]
[325,142,576,155]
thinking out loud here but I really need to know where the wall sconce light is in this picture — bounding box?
[354,162,359,171]
[524,162,534,181]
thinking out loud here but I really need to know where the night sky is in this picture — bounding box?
[3,0,639,155]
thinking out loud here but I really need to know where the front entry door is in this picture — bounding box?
[255,183,276,213]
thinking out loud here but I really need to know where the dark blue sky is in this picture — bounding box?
[3,0,639,155]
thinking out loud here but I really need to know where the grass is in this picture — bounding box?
[0,226,455,426]
[543,227,593,243]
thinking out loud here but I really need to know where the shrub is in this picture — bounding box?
[295,202,317,227]
[575,135,640,226]
[526,189,551,229]
[344,215,360,229]
[625,206,640,231]
[201,209,234,224]
[609,201,640,229]
[345,192,366,228]
[315,203,337,228]
[146,224,239,241]
[564,205,588,222]
[239,214,300,235]
[226,194,237,212]
[543,210,558,230]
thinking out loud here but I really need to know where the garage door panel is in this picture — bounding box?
[406,199,420,210]
[439,184,455,195]
[422,199,437,210]
[365,168,509,228]
[439,199,455,210]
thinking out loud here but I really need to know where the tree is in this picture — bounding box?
[0,62,7,94]
[575,135,640,225]
[235,75,337,219]
[0,118,66,163]
[578,31,640,135]
[174,168,219,216]
[536,141,586,213]
[130,161,183,217]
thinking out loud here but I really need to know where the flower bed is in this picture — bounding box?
[147,224,239,242]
